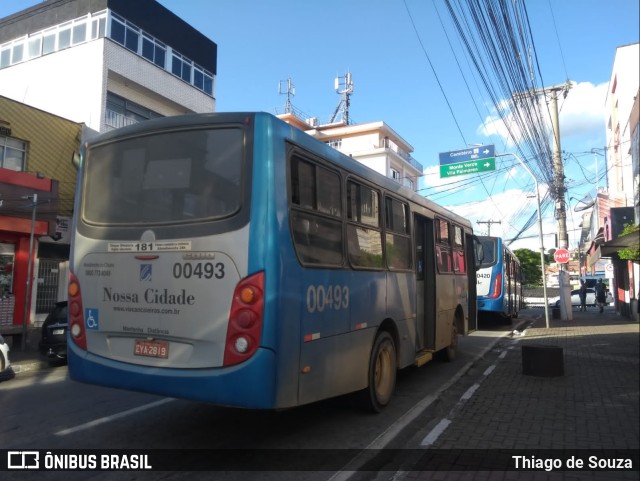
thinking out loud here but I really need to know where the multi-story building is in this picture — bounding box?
[0,0,217,132]
[279,113,424,192]
[583,42,639,321]
[0,0,218,337]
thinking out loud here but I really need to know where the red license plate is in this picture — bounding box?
[134,339,169,359]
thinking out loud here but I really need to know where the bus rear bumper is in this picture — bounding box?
[67,341,278,409]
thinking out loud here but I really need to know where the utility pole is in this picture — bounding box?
[22,193,37,350]
[548,84,570,251]
[477,220,501,236]
[513,82,571,250]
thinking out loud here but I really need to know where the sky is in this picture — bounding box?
[1,0,639,252]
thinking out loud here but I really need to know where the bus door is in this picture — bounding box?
[415,214,436,351]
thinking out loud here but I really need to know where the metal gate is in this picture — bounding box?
[36,259,62,314]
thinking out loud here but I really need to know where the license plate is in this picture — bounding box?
[134,339,169,359]
[53,328,65,336]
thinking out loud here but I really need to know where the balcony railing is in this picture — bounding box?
[382,139,423,173]
[104,109,139,130]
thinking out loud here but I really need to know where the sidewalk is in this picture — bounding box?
[398,306,640,479]
[2,328,52,376]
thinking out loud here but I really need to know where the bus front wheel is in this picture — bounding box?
[360,331,397,413]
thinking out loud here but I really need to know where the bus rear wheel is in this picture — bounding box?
[360,331,397,413]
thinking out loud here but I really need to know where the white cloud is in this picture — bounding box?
[446,184,555,251]
[558,81,608,138]
[475,81,607,145]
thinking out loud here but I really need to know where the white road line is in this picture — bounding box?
[460,383,479,401]
[483,364,496,376]
[327,332,508,481]
[498,350,508,359]
[420,418,451,446]
[55,398,175,436]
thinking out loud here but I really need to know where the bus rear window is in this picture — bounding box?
[82,128,243,224]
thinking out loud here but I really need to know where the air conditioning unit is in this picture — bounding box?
[305,117,318,127]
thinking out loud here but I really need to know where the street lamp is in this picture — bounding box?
[497,153,550,328]
[21,193,37,351]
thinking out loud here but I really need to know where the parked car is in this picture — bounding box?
[548,288,613,308]
[0,333,14,381]
[39,301,68,363]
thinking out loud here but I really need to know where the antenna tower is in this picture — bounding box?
[278,78,295,114]
[330,72,353,124]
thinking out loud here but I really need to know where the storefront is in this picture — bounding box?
[1,96,83,343]
[0,169,58,333]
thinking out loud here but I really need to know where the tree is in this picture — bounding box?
[618,223,640,261]
[514,248,543,286]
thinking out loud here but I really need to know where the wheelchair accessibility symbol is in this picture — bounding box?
[85,308,99,330]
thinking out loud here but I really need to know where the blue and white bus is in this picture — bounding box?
[68,112,480,411]
[476,236,522,323]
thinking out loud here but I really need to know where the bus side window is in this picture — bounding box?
[436,245,451,273]
[452,225,466,274]
[289,155,344,266]
[435,218,452,273]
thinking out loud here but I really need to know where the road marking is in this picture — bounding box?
[483,365,496,376]
[55,398,175,436]
[420,418,451,446]
[460,383,479,401]
[327,334,508,481]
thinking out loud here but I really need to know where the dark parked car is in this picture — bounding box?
[39,301,68,363]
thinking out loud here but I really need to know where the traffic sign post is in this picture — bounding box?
[439,145,496,178]
[554,248,570,264]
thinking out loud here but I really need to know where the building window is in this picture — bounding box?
[404,178,414,190]
[142,34,166,68]
[0,135,27,171]
[58,22,72,50]
[110,14,126,44]
[42,28,57,55]
[105,91,162,128]
[92,16,107,39]
[0,47,10,68]
[72,20,88,45]
[27,36,42,59]
[390,168,400,181]
[326,138,342,149]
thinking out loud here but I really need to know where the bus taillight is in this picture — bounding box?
[68,271,87,350]
[223,271,264,366]
[488,272,502,299]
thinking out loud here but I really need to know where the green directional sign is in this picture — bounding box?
[439,157,496,178]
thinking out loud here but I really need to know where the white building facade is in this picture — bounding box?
[0,0,217,133]
[604,43,639,207]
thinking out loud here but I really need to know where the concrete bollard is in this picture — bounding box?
[522,344,564,377]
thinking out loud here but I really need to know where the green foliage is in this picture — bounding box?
[618,223,640,261]
[513,248,543,286]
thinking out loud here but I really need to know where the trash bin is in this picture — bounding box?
[522,344,564,377]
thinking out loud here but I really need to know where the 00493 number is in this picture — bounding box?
[306,285,349,313]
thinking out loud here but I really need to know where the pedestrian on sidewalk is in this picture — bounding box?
[579,279,588,312]
[594,278,607,313]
